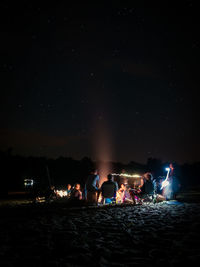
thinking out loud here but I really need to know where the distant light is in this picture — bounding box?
[165,167,170,171]
[24,179,34,187]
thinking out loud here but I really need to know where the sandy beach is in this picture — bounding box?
[0,193,200,266]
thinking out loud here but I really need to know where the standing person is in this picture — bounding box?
[162,164,173,200]
[163,163,180,200]
[85,169,100,204]
[101,174,118,204]
[169,163,180,199]
[66,184,72,197]
[172,174,181,200]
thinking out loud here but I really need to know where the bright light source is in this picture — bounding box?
[55,190,68,197]
[161,180,170,189]
[161,167,171,189]
[24,179,34,187]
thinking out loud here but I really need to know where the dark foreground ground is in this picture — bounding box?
[0,191,200,267]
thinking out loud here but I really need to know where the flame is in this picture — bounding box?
[98,192,103,203]
[55,190,68,197]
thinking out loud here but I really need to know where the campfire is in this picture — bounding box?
[55,190,68,198]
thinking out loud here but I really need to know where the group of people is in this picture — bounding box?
[85,171,120,205]
[60,183,83,200]
[83,168,179,205]
[83,169,157,205]
[44,165,179,205]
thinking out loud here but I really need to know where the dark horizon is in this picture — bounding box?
[1,147,199,167]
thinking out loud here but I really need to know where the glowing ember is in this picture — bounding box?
[35,197,45,203]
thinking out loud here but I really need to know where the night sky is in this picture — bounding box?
[0,2,199,164]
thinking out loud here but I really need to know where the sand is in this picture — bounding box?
[0,194,200,266]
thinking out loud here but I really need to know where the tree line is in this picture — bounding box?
[0,149,199,196]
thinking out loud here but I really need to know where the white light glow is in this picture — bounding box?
[112,173,142,178]
[161,180,170,189]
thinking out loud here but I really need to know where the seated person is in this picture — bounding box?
[156,177,164,195]
[101,174,118,204]
[171,176,181,200]
[44,185,57,201]
[71,183,82,200]
[141,172,156,201]
[116,183,126,203]
[126,186,139,204]
[142,173,155,193]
